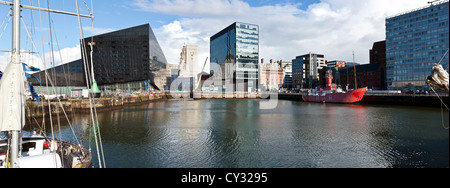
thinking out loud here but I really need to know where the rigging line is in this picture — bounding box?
[0,9,11,31]
[37,0,55,141]
[437,48,449,65]
[49,14,71,89]
[21,17,83,148]
[0,14,11,40]
[86,0,105,168]
[24,2,46,132]
[441,102,449,130]
[22,15,47,133]
[46,0,64,148]
[76,0,104,168]
[46,0,57,93]
[439,49,449,71]
[82,0,93,18]
[430,84,449,130]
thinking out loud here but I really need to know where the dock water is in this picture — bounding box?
[25,93,449,122]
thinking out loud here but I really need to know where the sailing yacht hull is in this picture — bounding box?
[302,87,367,104]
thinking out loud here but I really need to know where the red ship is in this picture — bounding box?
[302,70,367,104]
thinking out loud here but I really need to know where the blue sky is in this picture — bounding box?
[0,0,431,71]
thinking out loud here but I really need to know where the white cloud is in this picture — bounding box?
[155,20,210,67]
[135,0,430,66]
[0,45,81,72]
[83,26,115,36]
[132,0,252,17]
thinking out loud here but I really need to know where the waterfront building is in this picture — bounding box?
[386,0,449,90]
[292,53,327,89]
[179,45,200,78]
[177,45,199,91]
[31,59,86,87]
[282,61,293,91]
[370,40,387,66]
[370,40,387,89]
[327,60,346,69]
[210,22,259,93]
[84,24,169,91]
[259,59,285,91]
[338,63,386,90]
[32,24,171,92]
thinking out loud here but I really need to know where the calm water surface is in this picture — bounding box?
[53,99,449,168]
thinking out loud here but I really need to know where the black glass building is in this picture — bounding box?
[84,24,168,90]
[32,24,169,91]
[31,59,86,87]
[210,22,259,92]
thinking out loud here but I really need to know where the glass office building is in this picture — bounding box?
[210,22,259,92]
[386,1,449,89]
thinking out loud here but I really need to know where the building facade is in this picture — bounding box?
[179,45,200,78]
[31,59,85,87]
[177,45,199,91]
[282,61,293,91]
[84,24,169,90]
[327,60,346,69]
[338,63,386,90]
[370,40,387,89]
[292,53,327,89]
[32,24,171,92]
[370,40,387,66]
[210,22,259,92]
[386,1,449,89]
[259,59,285,91]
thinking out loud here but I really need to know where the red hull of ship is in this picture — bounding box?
[302,87,367,104]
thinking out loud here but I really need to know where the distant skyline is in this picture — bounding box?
[0,0,434,71]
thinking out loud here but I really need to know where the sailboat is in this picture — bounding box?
[0,0,99,168]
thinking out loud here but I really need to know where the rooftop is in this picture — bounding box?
[386,0,449,19]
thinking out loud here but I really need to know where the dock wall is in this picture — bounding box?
[278,93,449,108]
[25,94,166,120]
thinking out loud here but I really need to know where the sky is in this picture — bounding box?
[0,0,433,72]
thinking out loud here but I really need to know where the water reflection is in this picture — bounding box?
[52,100,449,168]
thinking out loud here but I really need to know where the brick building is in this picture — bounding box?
[338,63,385,90]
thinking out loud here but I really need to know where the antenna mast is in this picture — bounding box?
[353,51,357,89]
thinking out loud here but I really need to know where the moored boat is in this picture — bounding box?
[302,87,367,103]
[0,0,100,168]
[302,69,367,104]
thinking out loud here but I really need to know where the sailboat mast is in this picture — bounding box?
[12,0,20,58]
[353,51,357,89]
[10,0,21,168]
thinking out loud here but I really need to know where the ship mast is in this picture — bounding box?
[9,0,21,169]
[0,0,93,168]
[353,51,358,89]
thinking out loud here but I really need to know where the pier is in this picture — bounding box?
[25,93,167,121]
